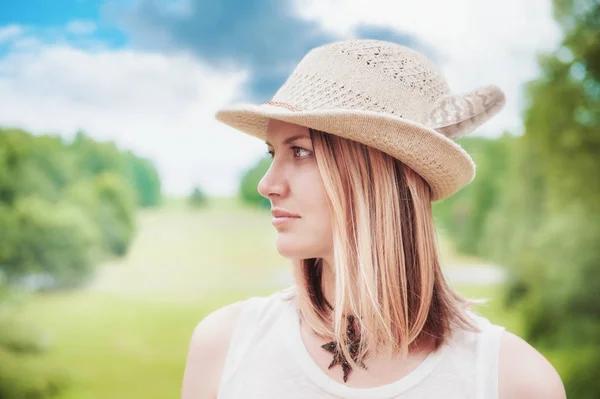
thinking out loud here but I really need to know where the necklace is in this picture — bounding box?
[321,298,368,382]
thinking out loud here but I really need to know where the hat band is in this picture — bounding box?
[264,101,302,112]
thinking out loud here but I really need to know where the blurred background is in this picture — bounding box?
[0,0,598,397]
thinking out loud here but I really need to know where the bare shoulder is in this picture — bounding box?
[498,330,566,399]
[181,299,248,399]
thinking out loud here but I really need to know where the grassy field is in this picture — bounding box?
[9,197,520,399]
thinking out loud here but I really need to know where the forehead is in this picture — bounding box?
[265,119,310,145]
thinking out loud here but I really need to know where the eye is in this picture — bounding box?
[292,146,312,158]
[266,146,312,159]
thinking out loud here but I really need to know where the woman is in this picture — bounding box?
[182,39,566,399]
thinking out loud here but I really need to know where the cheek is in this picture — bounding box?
[275,169,333,258]
[302,206,332,239]
[298,169,331,228]
[306,176,333,240]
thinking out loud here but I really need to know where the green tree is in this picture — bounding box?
[239,156,271,208]
[189,186,208,208]
[93,172,138,256]
[127,152,163,207]
[482,1,600,396]
[432,134,515,256]
[0,284,70,398]
[0,197,101,287]
[0,128,153,278]
[70,131,162,208]
[0,129,74,206]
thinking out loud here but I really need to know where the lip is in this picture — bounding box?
[271,207,301,218]
[271,207,301,227]
[272,216,300,227]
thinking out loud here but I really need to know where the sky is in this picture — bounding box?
[0,0,563,197]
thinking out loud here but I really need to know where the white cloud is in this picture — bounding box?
[65,19,97,35]
[0,41,264,196]
[294,0,563,136]
[0,25,23,44]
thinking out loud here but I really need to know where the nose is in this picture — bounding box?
[257,160,289,199]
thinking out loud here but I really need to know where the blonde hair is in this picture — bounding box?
[286,128,481,370]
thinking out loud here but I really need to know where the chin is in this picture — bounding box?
[275,236,316,260]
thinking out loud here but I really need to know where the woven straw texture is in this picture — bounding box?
[215,39,506,201]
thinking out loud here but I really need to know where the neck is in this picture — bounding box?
[320,256,356,317]
[291,256,350,316]
[320,256,336,311]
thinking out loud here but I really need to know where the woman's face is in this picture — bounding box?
[258,119,333,261]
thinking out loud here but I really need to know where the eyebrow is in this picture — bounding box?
[265,135,310,147]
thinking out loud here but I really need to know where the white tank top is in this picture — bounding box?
[216,287,505,399]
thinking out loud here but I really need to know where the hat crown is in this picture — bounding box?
[271,39,452,125]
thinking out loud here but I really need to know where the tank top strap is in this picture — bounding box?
[473,313,506,399]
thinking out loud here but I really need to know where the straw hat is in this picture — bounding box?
[215,39,506,201]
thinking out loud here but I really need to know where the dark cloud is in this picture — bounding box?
[110,0,436,102]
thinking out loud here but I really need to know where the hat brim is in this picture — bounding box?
[215,104,475,202]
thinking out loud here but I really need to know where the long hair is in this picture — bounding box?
[285,127,482,370]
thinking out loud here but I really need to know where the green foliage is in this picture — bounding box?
[60,172,137,258]
[239,156,271,208]
[506,4,600,396]
[0,129,161,280]
[0,288,50,356]
[127,153,163,207]
[0,197,101,287]
[433,2,599,395]
[71,132,162,208]
[435,1,600,396]
[432,134,515,256]
[0,129,74,206]
[0,285,70,398]
[0,346,71,399]
[189,186,208,208]
[93,172,137,256]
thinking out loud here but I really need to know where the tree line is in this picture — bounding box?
[0,129,162,288]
